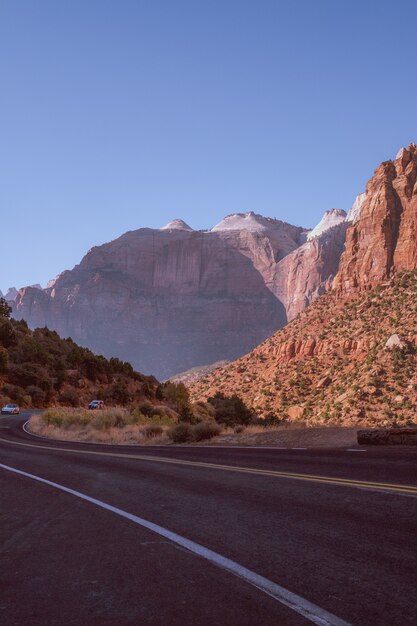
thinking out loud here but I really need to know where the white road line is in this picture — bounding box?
[0,462,350,626]
[346,449,366,452]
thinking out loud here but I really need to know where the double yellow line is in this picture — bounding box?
[2,435,417,497]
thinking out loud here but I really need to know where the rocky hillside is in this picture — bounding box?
[0,298,165,409]
[191,144,417,426]
[12,209,350,379]
[190,270,417,426]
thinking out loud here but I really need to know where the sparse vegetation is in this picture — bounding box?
[190,270,417,427]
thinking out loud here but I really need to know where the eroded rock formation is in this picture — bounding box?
[334,143,417,293]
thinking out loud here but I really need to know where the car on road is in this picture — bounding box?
[88,400,104,410]
[1,403,20,415]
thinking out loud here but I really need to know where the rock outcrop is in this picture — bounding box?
[334,143,417,293]
[273,213,349,320]
[4,287,18,302]
[306,209,346,240]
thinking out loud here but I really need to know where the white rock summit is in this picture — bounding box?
[211,211,284,232]
[346,192,366,223]
[161,219,194,231]
[307,209,347,240]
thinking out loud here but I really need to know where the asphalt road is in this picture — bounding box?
[1,412,417,625]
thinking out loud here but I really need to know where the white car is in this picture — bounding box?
[88,400,104,410]
[1,403,20,415]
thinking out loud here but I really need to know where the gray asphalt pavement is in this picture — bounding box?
[1,412,417,625]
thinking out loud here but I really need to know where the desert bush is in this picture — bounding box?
[0,298,11,319]
[167,423,193,443]
[0,348,8,373]
[141,424,163,438]
[192,421,221,441]
[0,319,17,347]
[192,400,216,422]
[160,381,192,415]
[91,408,128,430]
[261,413,285,427]
[42,408,92,429]
[25,385,46,406]
[131,403,176,425]
[42,409,65,427]
[207,392,255,427]
[59,388,81,407]
[2,383,25,403]
[109,379,131,404]
[137,400,155,416]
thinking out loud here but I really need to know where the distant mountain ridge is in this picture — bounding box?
[11,171,373,378]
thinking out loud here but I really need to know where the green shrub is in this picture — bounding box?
[191,401,216,422]
[0,298,12,319]
[59,389,81,407]
[0,319,17,347]
[160,382,192,414]
[167,423,193,443]
[141,424,163,438]
[42,410,64,427]
[192,421,221,441]
[207,392,255,427]
[137,400,155,416]
[91,409,128,429]
[0,348,8,373]
[25,385,46,406]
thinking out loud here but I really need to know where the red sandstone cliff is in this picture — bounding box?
[334,144,417,293]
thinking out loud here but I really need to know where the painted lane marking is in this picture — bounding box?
[346,449,366,452]
[2,434,417,497]
[0,462,350,626]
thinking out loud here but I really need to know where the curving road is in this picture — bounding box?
[1,412,417,625]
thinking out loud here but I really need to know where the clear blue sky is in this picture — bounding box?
[1,0,416,292]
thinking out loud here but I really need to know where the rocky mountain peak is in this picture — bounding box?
[160,219,194,231]
[211,211,284,232]
[395,143,417,164]
[307,209,347,241]
[334,143,417,294]
[346,192,366,223]
[4,287,18,301]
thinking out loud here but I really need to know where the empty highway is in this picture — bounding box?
[1,412,417,625]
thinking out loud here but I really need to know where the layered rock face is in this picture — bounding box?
[273,215,349,321]
[13,193,368,379]
[13,220,297,378]
[334,144,417,293]
[13,209,350,379]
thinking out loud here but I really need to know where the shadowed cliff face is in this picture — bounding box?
[273,222,349,321]
[13,210,352,379]
[14,228,292,378]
